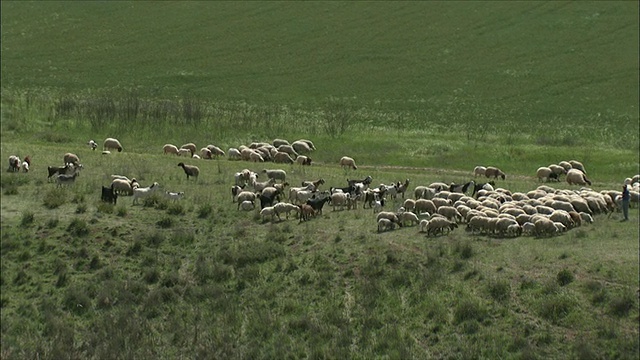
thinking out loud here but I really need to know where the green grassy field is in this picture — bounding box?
[1,1,639,359]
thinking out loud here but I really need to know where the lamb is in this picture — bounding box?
[566,168,591,186]
[8,156,21,172]
[260,206,277,222]
[473,166,487,177]
[178,148,193,157]
[548,164,567,178]
[339,156,357,170]
[373,198,386,214]
[88,140,98,151]
[21,161,29,172]
[103,138,123,152]
[376,211,400,225]
[132,182,160,205]
[295,155,312,166]
[177,162,200,180]
[101,185,118,204]
[63,153,80,166]
[484,166,506,180]
[378,218,397,233]
[398,211,420,227]
[236,191,257,209]
[56,172,79,187]
[402,198,416,213]
[298,204,316,222]
[239,200,255,211]
[262,169,287,182]
[273,152,295,164]
[419,219,430,233]
[165,191,185,202]
[568,160,586,174]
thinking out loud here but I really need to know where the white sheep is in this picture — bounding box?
[437,206,463,223]
[414,186,436,200]
[272,139,290,148]
[249,151,264,162]
[295,155,312,166]
[180,143,197,155]
[63,153,80,166]
[111,179,134,196]
[568,160,586,174]
[273,152,295,164]
[103,138,123,152]
[425,217,458,236]
[339,156,357,170]
[200,148,213,159]
[376,211,399,224]
[163,144,180,155]
[398,211,420,227]
[579,212,594,224]
[260,206,277,222]
[473,166,486,177]
[87,140,98,151]
[536,167,557,182]
[331,192,351,211]
[178,148,193,157]
[273,202,300,219]
[377,218,396,232]
[296,139,316,151]
[566,168,591,186]
[228,148,242,160]
[484,166,506,180]
[132,182,160,205]
[277,145,299,158]
[7,155,21,172]
[291,140,312,154]
[236,191,257,209]
[414,199,437,216]
[262,169,287,182]
[239,200,255,211]
[206,145,225,158]
[288,184,315,201]
[419,219,430,233]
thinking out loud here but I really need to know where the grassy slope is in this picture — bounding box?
[1,1,639,359]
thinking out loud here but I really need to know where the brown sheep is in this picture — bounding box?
[484,166,506,180]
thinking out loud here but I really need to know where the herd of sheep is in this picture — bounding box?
[6,136,639,238]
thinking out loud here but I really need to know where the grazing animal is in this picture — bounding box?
[177,162,200,180]
[298,204,316,222]
[473,166,487,177]
[132,182,160,205]
[165,191,185,202]
[88,140,98,150]
[377,218,397,232]
[8,155,21,172]
[339,156,358,170]
[56,172,79,187]
[63,153,81,166]
[103,138,123,152]
[484,166,506,180]
[295,155,312,166]
[566,168,591,186]
[101,186,118,204]
[163,144,180,155]
[306,196,331,215]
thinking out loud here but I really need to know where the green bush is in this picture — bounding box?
[20,211,34,227]
[556,268,574,286]
[67,218,89,236]
[487,278,511,302]
[197,203,213,218]
[608,290,636,317]
[43,188,67,209]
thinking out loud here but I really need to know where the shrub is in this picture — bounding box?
[608,290,636,317]
[556,268,574,286]
[453,297,487,324]
[167,203,184,215]
[75,204,87,214]
[43,188,67,209]
[67,218,89,236]
[63,285,91,314]
[538,294,576,323]
[96,202,114,214]
[197,204,213,219]
[46,217,59,228]
[20,211,34,227]
[156,217,173,228]
[116,206,127,217]
[487,278,511,302]
[143,268,160,284]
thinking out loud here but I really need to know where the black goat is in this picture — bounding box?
[450,180,475,194]
[47,164,70,179]
[472,181,496,198]
[102,186,118,204]
[259,191,281,209]
[347,175,373,187]
[306,196,331,216]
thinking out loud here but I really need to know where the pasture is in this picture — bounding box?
[1,1,639,359]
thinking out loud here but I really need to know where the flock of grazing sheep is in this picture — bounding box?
[6,136,639,238]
